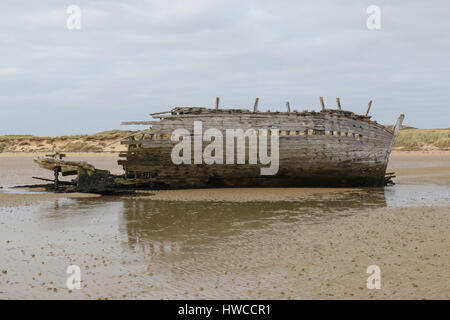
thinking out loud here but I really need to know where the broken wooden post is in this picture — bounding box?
[336,97,342,110]
[54,166,60,190]
[365,100,373,116]
[286,101,291,112]
[253,98,259,112]
[392,114,405,137]
[320,97,325,111]
[215,97,220,109]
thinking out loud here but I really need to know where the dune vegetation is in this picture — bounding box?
[393,129,450,151]
[0,130,134,153]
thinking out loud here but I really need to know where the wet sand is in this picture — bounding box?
[137,188,357,202]
[0,151,449,299]
[0,192,99,207]
[170,205,450,299]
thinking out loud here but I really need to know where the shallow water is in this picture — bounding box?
[0,155,448,299]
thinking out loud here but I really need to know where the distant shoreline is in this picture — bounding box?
[0,152,120,157]
[0,128,449,153]
[0,150,449,157]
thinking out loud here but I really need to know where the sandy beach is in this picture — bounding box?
[2,0,449,304]
[0,151,449,299]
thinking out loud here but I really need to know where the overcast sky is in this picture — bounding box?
[0,0,449,135]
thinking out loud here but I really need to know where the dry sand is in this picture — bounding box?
[389,151,450,185]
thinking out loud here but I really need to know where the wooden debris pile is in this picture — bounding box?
[33,153,133,194]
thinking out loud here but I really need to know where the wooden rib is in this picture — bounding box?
[253,98,259,112]
[365,100,373,116]
[320,97,325,111]
[286,101,291,112]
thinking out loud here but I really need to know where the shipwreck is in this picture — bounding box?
[34,97,404,193]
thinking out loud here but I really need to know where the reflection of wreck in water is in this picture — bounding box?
[120,99,404,188]
[121,189,387,255]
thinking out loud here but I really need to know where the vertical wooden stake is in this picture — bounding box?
[320,97,325,111]
[336,97,341,110]
[365,100,373,116]
[54,167,59,190]
[215,97,220,109]
[286,101,291,112]
[253,98,259,112]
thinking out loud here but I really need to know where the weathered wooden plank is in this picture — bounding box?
[119,106,398,188]
[121,121,157,125]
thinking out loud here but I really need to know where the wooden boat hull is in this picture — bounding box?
[34,158,96,176]
[119,109,403,188]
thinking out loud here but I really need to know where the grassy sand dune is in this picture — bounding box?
[393,129,449,151]
[0,130,133,153]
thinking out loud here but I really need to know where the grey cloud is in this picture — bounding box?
[0,0,449,135]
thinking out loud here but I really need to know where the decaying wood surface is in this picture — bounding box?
[119,106,404,188]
